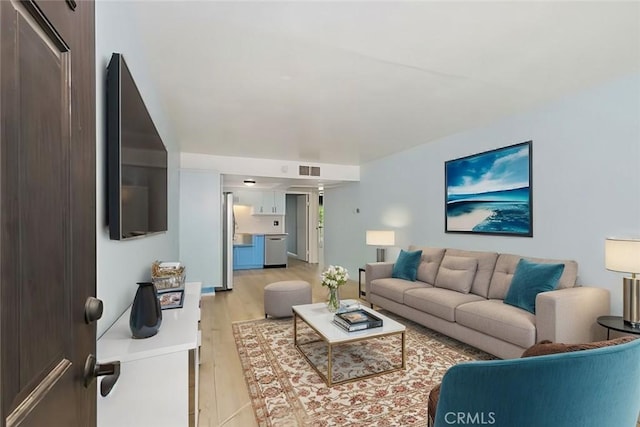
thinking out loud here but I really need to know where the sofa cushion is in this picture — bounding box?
[369,278,431,304]
[456,299,536,348]
[443,249,498,298]
[405,287,485,322]
[488,254,578,300]
[434,255,478,293]
[392,249,423,281]
[503,259,565,314]
[409,246,445,285]
[521,336,637,358]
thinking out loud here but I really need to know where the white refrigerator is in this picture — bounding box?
[221,192,234,290]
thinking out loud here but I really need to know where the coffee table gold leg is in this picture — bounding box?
[293,312,298,347]
[401,331,406,369]
[327,342,332,386]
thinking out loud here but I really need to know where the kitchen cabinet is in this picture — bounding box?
[271,191,286,214]
[233,234,264,270]
[252,191,286,215]
[232,190,285,215]
[233,190,261,207]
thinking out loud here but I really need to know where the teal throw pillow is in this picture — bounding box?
[392,249,423,281]
[504,259,565,314]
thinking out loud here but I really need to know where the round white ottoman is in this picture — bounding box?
[264,280,312,318]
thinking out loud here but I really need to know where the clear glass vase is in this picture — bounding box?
[327,287,340,312]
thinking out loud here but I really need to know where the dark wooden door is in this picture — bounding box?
[0,0,96,426]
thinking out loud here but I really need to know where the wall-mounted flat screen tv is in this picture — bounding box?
[107,53,168,240]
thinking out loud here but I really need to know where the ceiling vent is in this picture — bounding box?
[299,165,321,177]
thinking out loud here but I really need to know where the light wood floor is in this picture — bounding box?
[197,258,360,427]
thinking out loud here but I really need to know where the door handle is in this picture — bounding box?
[83,354,121,396]
[84,297,104,324]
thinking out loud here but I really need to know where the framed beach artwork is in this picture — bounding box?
[445,141,533,237]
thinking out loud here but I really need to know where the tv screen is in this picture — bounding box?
[107,53,168,240]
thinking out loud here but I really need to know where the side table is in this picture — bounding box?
[597,315,640,340]
[358,267,365,299]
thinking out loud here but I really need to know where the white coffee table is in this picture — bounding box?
[292,302,406,386]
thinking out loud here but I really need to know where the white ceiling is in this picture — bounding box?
[131,1,640,168]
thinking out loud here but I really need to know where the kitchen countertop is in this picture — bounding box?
[233,233,288,247]
[237,233,288,235]
[233,233,255,247]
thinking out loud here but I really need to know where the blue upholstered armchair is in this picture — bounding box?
[433,338,640,427]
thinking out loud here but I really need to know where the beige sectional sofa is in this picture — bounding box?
[365,245,610,359]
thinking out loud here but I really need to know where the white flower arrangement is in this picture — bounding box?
[320,265,349,289]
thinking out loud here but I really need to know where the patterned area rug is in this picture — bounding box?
[232,312,495,426]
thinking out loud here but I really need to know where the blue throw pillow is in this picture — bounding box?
[392,249,423,281]
[504,259,565,314]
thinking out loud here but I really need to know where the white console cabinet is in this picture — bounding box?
[97,282,202,427]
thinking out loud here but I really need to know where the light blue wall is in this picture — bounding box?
[96,2,180,336]
[324,74,640,315]
[179,170,221,288]
[323,182,363,276]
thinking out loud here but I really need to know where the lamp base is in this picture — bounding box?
[376,248,386,263]
[623,277,640,328]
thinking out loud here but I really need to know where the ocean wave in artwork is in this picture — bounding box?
[446,194,530,234]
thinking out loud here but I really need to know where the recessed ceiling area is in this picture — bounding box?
[130,1,639,167]
[222,174,341,192]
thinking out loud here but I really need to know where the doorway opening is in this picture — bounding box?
[318,192,324,266]
[285,192,321,264]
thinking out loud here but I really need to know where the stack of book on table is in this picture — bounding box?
[333,309,383,332]
[336,300,360,314]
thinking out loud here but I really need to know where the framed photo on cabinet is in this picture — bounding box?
[158,289,185,310]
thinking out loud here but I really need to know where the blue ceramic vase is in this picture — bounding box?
[129,282,162,339]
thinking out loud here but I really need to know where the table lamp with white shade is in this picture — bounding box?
[605,237,640,327]
[366,230,395,262]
